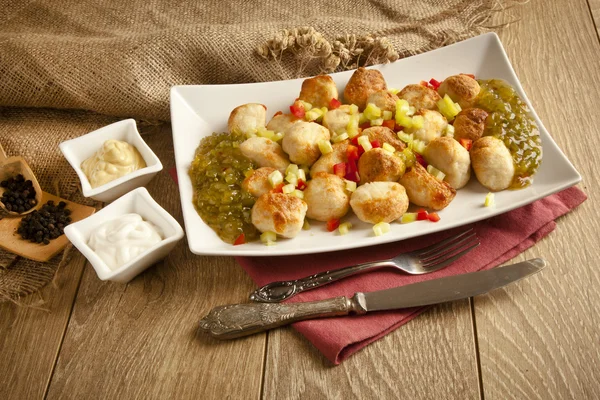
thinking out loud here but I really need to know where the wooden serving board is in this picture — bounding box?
[0,191,96,262]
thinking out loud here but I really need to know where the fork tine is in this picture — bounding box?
[416,228,476,258]
[420,241,480,272]
[420,234,478,265]
[421,238,479,267]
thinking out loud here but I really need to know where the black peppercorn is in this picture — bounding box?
[1,174,37,213]
[17,200,72,245]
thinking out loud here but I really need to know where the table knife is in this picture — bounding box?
[198,258,545,339]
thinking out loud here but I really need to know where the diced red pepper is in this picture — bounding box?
[333,162,346,177]
[344,159,360,182]
[357,144,365,157]
[272,183,284,193]
[359,121,371,130]
[296,179,307,190]
[429,78,441,90]
[393,123,404,132]
[382,119,395,130]
[351,135,360,146]
[427,212,441,222]
[415,153,428,168]
[326,219,341,232]
[346,144,360,161]
[459,138,473,151]
[329,98,342,109]
[416,209,429,221]
[233,233,246,245]
[290,102,305,118]
[371,140,381,148]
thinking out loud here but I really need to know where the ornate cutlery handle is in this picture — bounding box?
[199,293,367,339]
[249,260,395,303]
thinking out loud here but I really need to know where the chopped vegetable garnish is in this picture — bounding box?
[338,222,352,235]
[233,233,246,245]
[382,119,396,130]
[346,144,360,161]
[373,222,391,236]
[349,104,359,114]
[272,182,284,193]
[358,112,368,125]
[333,132,349,143]
[415,153,428,167]
[436,94,461,121]
[382,142,396,154]
[459,138,473,151]
[444,124,455,137]
[286,164,299,176]
[397,131,413,143]
[416,208,429,220]
[282,183,295,194]
[382,110,393,120]
[318,139,333,154]
[426,164,446,181]
[409,139,426,154]
[290,102,305,118]
[371,140,381,148]
[329,98,342,109]
[411,115,424,129]
[400,213,417,224]
[364,103,382,120]
[344,159,360,182]
[256,127,275,139]
[333,162,346,177]
[358,135,372,152]
[427,212,440,222]
[272,132,284,142]
[297,168,306,181]
[296,179,307,190]
[285,173,298,186]
[388,88,400,95]
[484,192,495,207]
[370,118,384,126]
[260,231,277,246]
[429,78,441,89]
[305,108,324,122]
[303,220,311,230]
[327,219,341,232]
[347,114,360,138]
[268,170,283,187]
[292,189,304,199]
[344,179,357,192]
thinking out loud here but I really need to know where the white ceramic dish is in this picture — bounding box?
[170,32,581,257]
[59,119,163,202]
[64,187,184,283]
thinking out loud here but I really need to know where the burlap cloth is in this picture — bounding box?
[0,0,522,301]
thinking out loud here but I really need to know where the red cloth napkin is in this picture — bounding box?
[236,187,587,364]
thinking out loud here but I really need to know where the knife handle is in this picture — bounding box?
[199,293,368,339]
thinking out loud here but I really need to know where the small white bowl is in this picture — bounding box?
[59,119,163,202]
[64,187,184,283]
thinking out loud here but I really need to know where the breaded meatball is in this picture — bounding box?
[228,103,267,136]
[361,126,405,151]
[343,67,387,110]
[303,172,350,222]
[399,162,456,210]
[322,105,352,135]
[398,84,441,110]
[438,75,480,108]
[239,137,290,173]
[453,108,488,142]
[367,90,399,113]
[358,148,406,183]
[310,141,348,176]
[282,121,331,166]
[409,109,448,144]
[299,75,339,108]
[251,192,307,238]
[350,182,409,224]
[470,136,515,191]
[424,137,471,189]
[266,113,300,134]
[242,167,277,198]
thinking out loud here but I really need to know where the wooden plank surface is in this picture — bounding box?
[263,300,480,400]
[44,126,266,400]
[590,0,600,36]
[475,0,600,398]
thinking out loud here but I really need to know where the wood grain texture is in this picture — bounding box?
[45,126,266,400]
[475,0,600,398]
[589,0,600,36]
[0,250,87,400]
[263,300,480,400]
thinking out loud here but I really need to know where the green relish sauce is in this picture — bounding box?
[189,132,258,244]
[475,79,542,189]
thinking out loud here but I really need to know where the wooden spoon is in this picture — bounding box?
[0,143,43,216]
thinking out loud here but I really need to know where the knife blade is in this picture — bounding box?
[198,258,545,339]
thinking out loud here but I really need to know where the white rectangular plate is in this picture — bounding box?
[170,32,581,256]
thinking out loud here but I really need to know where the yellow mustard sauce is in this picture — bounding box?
[81,139,146,188]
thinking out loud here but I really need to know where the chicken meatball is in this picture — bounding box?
[350,182,409,224]
[282,121,330,166]
[299,75,339,108]
[242,167,277,198]
[358,148,406,183]
[228,103,267,136]
[239,137,290,173]
[438,75,480,108]
[361,126,405,151]
[303,172,350,222]
[343,67,387,110]
[266,113,300,134]
[409,109,448,144]
[470,136,515,191]
[322,105,352,135]
[366,90,399,113]
[398,84,441,110]
[310,141,348,176]
[251,192,307,238]
[453,108,488,142]
[423,137,471,189]
[399,162,456,210]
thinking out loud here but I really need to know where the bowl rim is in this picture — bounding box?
[64,187,184,281]
[59,119,163,198]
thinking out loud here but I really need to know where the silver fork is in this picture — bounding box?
[249,228,479,303]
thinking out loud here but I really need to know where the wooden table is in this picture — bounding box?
[2,0,600,398]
